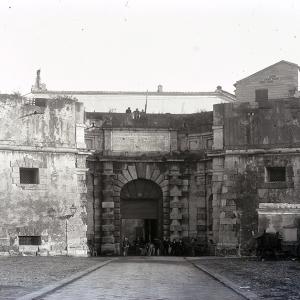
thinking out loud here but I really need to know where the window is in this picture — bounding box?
[255,89,268,101]
[19,236,41,245]
[289,89,296,97]
[85,139,93,149]
[34,98,47,108]
[206,139,213,150]
[206,174,212,186]
[20,168,39,184]
[266,167,286,182]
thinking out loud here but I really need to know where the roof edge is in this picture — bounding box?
[31,89,236,101]
[235,60,299,85]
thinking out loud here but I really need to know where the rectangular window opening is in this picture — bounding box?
[255,89,268,101]
[34,98,47,108]
[85,138,93,149]
[206,139,213,150]
[19,236,41,245]
[206,174,212,185]
[266,167,286,182]
[20,168,39,184]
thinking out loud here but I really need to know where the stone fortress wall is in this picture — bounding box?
[0,60,299,256]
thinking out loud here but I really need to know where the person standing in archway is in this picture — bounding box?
[122,237,130,256]
[163,237,170,256]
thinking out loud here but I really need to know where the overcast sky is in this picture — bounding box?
[0,0,299,95]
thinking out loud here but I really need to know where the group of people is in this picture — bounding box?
[125,107,146,120]
[122,237,198,256]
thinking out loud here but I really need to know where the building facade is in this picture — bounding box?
[84,112,214,255]
[1,60,300,256]
[234,60,299,102]
[0,94,88,256]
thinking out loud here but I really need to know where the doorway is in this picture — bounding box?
[120,179,163,246]
[144,219,158,242]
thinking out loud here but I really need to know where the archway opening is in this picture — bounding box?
[120,179,163,249]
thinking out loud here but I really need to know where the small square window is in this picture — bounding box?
[19,236,41,245]
[255,89,268,101]
[20,168,39,184]
[266,167,286,182]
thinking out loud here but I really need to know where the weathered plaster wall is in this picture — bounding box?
[0,95,88,256]
[85,112,213,153]
[0,95,80,148]
[0,151,88,255]
[221,100,300,149]
[212,100,300,254]
[217,154,300,251]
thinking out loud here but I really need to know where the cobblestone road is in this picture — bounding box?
[42,257,243,300]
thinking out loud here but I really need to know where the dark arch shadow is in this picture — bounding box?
[120,179,163,245]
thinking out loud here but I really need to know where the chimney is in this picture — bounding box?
[31,69,47,92]
[157,84,163,93]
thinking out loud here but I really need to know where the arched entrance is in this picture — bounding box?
[120,179,163,246]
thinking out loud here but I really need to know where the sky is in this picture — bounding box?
[0,0,300,95]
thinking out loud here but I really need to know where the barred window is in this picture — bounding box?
[19,236,41,245]
[20,168,39,184]
[266,167,286,182]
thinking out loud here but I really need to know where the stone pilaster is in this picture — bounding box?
[101,162,115,255]
[93,172,102,254]
[212,156,225,248]
[162,186,170,239]
[169,165,183,240]
[194,163,207,244]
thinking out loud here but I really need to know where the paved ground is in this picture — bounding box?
[192,257,300,300]
[0,256,110,300]
[42,257,244,300]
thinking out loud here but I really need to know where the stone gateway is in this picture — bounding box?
[1,60,300,256]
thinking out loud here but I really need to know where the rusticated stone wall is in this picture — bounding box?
[86,158,211,255]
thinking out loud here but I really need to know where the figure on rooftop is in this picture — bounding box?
[133,108,140,119]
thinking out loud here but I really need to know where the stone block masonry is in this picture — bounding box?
[0,95,88,256]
